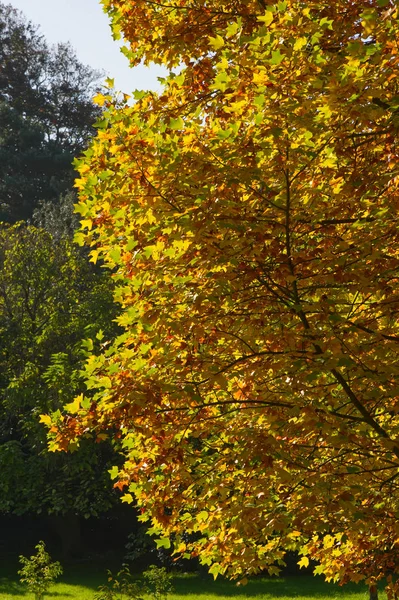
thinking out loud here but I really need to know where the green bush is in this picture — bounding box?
[143,565,173,600]
[18,540,63,600]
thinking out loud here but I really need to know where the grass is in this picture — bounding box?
[0,567,387,600]
[172,573,383,600]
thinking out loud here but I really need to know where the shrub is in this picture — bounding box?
[18,541,63,600]
[143,565,173,600]
[95,564,173,600]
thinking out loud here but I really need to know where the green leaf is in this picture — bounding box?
[169,117,184,130]
[109,247,122,264]
[81,396,91,410]
[254,94,266,107]
[109,466,119,480]
[197,510,208,522]
[94,118,109,130]
[270,49,284,65]
[156,537,171,549]
[212,72,230,92]
[209,563,224,579]
[226,22,240,38]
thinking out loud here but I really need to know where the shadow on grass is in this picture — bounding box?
[0,563,107,597]
[0,569,371,599]
[0,579,76,597]
[0,577,27,596]
[172,574,368,598]
[60,564,107,590]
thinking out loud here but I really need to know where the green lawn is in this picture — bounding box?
[0,568,385,600]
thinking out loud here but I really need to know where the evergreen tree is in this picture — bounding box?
[0,2,103,221]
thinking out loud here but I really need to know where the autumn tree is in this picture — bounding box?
[49,0,399,597]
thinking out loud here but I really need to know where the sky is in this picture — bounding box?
[8,0,166,93]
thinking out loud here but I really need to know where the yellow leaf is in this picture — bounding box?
[78,164,91,174]
[291,530,302,537]
[93,93,107,106]
[209,35,225,50]
[65,395,82,414]
[39,414,52,426]
[121,493,134,504]
[257,11,274,26]
[90,249,99,264]
[80,219,93,231]
[294,37,307,51]
[323,534,335,549]
[298,556,309,569]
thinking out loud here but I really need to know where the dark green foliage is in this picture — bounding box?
[0,3,46,116]
[125,527,157,562]
[32,191,80,242]
[0,0,123,537]
[0,102,72,223]
[0,2,103,222]
[0,223,120,518]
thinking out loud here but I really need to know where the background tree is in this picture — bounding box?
[0,223,120,554]
[32,191,80,242]
[0,2,103,222]
[49,0,399,597]
[0,2,133,559]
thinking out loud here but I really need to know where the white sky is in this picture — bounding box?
[8,0,166,93]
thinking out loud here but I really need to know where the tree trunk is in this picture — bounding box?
[369,584,378,600]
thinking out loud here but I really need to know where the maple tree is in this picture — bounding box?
[48,0,399,597]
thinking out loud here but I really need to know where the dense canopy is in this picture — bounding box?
[49,0,399,596]
[0,223,119,521]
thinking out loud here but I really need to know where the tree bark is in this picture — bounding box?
[369,584,378,600]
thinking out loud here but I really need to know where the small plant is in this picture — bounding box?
[95,565,144,600]
[18,540,63,600]
[143,565,173,600]
[95,564,173,600]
